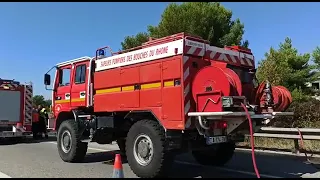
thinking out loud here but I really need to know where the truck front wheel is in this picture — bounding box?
[57,119,88,163]
[126,120,174,178]
[192,141,235,166]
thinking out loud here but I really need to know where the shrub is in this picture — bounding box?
[291,87,310,102]
[271,98,320,128]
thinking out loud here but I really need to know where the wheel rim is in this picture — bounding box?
[61,130,72,153]
[133,134,154,166]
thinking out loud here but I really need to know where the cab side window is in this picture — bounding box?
[75,64,86,84]
[59,68,71,86]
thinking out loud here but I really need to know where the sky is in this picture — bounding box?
[0,2,319,99]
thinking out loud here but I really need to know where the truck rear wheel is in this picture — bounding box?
[57,119,88,163]
[126,120,173,178]
[192,141,235,166]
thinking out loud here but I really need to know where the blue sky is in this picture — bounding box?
[0,2,319,99]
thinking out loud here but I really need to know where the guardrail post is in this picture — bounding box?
[293,139,300,154]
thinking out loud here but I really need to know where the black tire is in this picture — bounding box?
[57,119,88,163]
[116,138,126,156]
[125,120,173,178]
[192,141,235,166]
[32,133,38,140]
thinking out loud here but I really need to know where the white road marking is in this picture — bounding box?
[46,141,283,178]
[0,172,11,178]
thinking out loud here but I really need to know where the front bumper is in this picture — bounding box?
[0,131,31,138]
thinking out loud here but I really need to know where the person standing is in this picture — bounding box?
[38,105,49,139]
[32,105,40,139]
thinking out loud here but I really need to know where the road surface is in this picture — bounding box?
[0,137,320,178]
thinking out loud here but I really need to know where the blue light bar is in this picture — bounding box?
[98,49,105,56]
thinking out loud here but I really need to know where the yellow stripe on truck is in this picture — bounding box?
[122,85,135,91]
[95,80,179,95]
[141,82,161,90]
[71,98,85,102]
[96,87,121,94]
[164,80,174,87]
[55,99,70,103]
[55,98,85,104]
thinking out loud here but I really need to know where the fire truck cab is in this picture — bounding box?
[44,32,293,178]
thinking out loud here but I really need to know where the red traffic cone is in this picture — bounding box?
[112,154,124,178]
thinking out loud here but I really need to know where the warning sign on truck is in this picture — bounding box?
[95,40,184,71]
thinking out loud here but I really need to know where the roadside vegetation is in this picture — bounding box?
[32,95,52,111]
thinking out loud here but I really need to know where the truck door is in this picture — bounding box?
[70,61,89,108]
[54,65,72,113]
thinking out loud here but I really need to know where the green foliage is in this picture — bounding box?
[291,87,310,102]
[32,95,51,108]
[312,46,320,68]
[121,2,249,50]
[272,99,320,128]
[256,37,317,94]
[311,47,320,83]
[120,32,149,51]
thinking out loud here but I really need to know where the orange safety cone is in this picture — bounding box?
[112,154,124,178]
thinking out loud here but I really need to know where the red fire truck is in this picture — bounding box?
[0,78,33,138]
[44,33,293,178]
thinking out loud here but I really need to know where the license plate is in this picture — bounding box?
[206,136,227,145]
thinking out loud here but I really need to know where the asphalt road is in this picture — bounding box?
[0,137,320,178]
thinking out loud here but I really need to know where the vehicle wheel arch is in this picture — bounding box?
[125,110,166,131]
[55,111,74,131]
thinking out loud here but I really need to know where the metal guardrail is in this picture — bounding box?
[252,127,320,153]
[255,127,320,140]
[255,127,320,139]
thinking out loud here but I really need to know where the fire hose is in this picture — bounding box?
[241,103,261,178]
[297,128,320,170]
[241,103,320,178]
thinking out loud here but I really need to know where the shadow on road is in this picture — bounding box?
[83,151,128,164]
[169,151,320,178]
[0,136,57,145]
[169,162,231,178]
[79,150,320,178]
[224,150,320,178]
